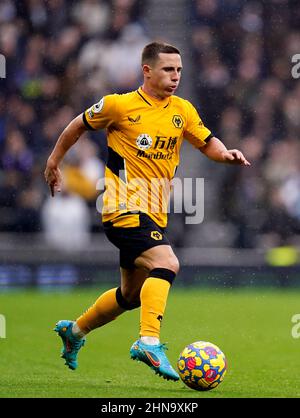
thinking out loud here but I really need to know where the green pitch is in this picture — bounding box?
[0,286,300,398]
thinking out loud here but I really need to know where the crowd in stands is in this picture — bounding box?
[0,0,299,250]
[0,0,148,248]
[189,0,300,248]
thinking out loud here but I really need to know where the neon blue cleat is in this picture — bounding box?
[130,339,179,381]
[54,320,85,370]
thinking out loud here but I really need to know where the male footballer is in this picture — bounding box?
[44,42,250,381]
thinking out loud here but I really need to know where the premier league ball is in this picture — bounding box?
[177,341,227,391]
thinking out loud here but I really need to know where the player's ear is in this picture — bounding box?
[142,64,151,78]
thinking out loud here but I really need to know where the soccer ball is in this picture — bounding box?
[177,341,227,391]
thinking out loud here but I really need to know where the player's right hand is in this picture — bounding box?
[223,149,251,166]
[44,160,62,197]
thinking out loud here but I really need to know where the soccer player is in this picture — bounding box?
[44,42,250,381]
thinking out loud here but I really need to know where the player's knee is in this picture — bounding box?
[168,256,180,275]
[146,254,179,274]
[155,255,180,275]
[149,257,180,285]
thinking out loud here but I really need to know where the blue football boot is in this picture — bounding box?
[130,339,179,381]
[54,320,85,370]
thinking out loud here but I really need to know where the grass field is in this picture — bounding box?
[0,286,300,398]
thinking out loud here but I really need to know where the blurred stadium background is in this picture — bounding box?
[0,0,300,289]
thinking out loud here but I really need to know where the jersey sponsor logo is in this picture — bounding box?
[92,97,104,113]
[136,135,177,160]
[136,133,153,150]
[128,115,141,124]
[154,136,178,151]
[151,231,163,240]
[136,150,174,160]
[172,115,183,129]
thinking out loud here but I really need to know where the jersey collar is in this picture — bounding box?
[137,87,171,108]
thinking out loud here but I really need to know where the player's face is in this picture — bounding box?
[144,53,183,99]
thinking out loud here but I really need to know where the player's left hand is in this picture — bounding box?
[223,149,251,166]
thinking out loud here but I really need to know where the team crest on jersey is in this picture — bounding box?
[172,115,183,129]
[92,98,104,114]
[151,231,162,240]
[136,134,152,150]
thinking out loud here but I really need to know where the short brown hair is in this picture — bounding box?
[141,42,181,65]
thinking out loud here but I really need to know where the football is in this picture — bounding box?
[177,341,227,391]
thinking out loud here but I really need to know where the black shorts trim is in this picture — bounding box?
[103,213,170,269]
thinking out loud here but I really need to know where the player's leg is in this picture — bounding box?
[135,244,179,341]
[118,266,148,309]
[54,287,125,370]
[54,267,147,370]
[130,244,180,381]
[74,265,147,333]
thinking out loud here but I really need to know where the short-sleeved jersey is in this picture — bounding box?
[83,87,212,228]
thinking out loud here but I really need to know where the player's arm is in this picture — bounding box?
[200,136,251,166]
[184,101,250,166]
[44,114,87,196]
